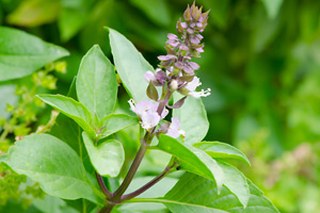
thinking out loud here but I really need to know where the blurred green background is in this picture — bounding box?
[1,0,320,212]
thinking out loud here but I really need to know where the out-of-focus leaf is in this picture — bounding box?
[173,94,209,144]
[130,0,170,26]
[0,27,69,81]
[4,134,103,204]
[0,84,17,118]
[76,45,117,120]
[261,0,283,19]
[157,135,224,190]
[6,0,60,27]
[194,141,250,165]
[58,8,87,42]
[82,132,124,177]
[109,28,154,101]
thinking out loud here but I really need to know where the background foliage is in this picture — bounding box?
[0,0,320,212]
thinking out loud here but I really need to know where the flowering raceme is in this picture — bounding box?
[129,3,210,132]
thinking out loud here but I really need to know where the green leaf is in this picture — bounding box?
[194,141,251,166]
[0,27,69,81]
[157,135,224,190]
[98,114,138,139]
[6,0,60,27]
[129,173,279,213]
[130,0,171,26]
[76,45,117,120]
[108,28,154,101]
[82,132,124,177]
[37,94,95,136]
[217,162,250,208]
[261,0,283,19]
[4,134,103,204]
[173,94,209,144]
[58,8,87,42]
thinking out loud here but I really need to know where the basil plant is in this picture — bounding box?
[1,3,279,213]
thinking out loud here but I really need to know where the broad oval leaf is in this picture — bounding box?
[76,45,117,120]
[129,173,279,213]
[4,134,103,204]
[37,94,95,136]
[82,132,124,177]
[217,162,250,208]
[194,141,251,166]
[0,27,69,81]
[157,135,224,191]
[109,28,154,101]
[98,114,138,139]
[173,94,209,144]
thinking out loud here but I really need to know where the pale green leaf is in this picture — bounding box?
[82,132,124,177]
[98,114,138,139]
[218,162,250,208]
[127,173,279,213]
[0,27,69,81]
[37,94,95,136]
[4,134,103,204]
[109,28,154,101]
[261,0,283,19]
[157,135,224,190]
[194,141,250,166]
[173,94,209,144]
[76,45,117,120]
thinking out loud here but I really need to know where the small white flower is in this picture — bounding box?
[184,77,211,98]
[129,99,168,130]
[166,117,185,138]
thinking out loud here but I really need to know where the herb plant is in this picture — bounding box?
[1,4,279,213]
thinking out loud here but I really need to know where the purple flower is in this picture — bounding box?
[129,100,168,130]
[166,117,185,138]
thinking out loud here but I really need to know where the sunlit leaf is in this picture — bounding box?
[37,94,95,136]
[98,114,138,139]
[173,94,209,144]
[82,132,124,177]
[194,141,250,165]
[76,45,117,120]
[109,28,154,101]
[4,134,103,204]
[157,135,224,190]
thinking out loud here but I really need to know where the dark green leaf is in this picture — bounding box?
[82,132,124,177]
[146,82,159,101]
[194,141,251,166]
[157,135,224,190]
[76,45,117,120]
[109,28,154,101]
[4,134,103,204]
[0,27,68,81]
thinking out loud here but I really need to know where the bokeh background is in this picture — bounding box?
[1,0,320,212]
